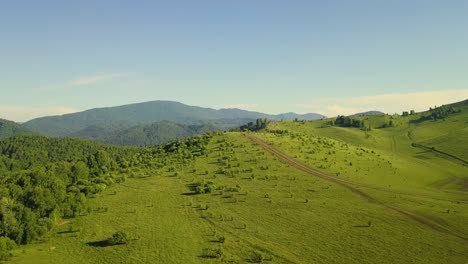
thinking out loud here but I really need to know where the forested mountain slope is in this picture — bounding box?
[23,101,324,138]
[0,119,33,141]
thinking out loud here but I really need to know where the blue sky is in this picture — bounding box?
[1,0,468,121]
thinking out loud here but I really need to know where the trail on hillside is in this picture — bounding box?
[244,133,468,242]
[246,134,467,204]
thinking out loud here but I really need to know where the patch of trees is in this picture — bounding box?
[428,105,459,120]
[0,133,215,258]
[332,116,367,129]
[0,135,137,258]
[239,118,269,132]
[412,105,460,122]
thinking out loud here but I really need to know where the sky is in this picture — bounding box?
[1,0,468,122]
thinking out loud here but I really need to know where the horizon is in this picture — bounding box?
[2,1,468,121]
[3,97,468,123]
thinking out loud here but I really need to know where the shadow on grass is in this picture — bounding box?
[86,240,119,247]
[57,230,79,234]
[198,255,220,259]
[352,225,371,228]
[208,239,224,243]
[181,192,198,196]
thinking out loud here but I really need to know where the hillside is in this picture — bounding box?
[7,130,467,264]
[265,99,468,193]
[77,121,221,146]
[1,100,466,264]
[0,118,34,140]
[23,101,324,138]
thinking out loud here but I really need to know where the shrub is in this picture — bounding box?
[250,251,264,263]
[0,237,16,260]
[250,251,272,263]
[109,231,129,245]
[194,182,215,194]
[201,248,223,258]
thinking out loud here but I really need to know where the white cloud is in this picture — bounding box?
[297,89,468,117]
[0,105,78,122]
[42,73,131,91]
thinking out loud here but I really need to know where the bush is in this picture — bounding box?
[0,236,17,260]
[194,182,215,194]
[250,251,272,263]
[250,251,264,262]
[109,231,129,245]
[218,236,225,243]
[201,248,223,258]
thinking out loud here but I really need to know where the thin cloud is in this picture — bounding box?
[42,73,131,91]
[0,105,78,122]
[296,89,468,117]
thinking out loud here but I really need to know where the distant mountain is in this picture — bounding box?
[272,112,326,120]
[71,121,220,146]
[0,118,34,140]
[349,111,385,117]
[23,101,325,142]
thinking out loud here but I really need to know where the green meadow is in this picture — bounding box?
[9,111,468,263]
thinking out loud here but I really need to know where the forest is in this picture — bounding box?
[0,134,211,259]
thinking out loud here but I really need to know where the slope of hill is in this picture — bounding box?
[86,121,220,146]
[23,101,324,138]
[8,130,467,264]
[409,99,468,161]
[265,99,468,193]
[0,118,34,140]
[3,100,466,264]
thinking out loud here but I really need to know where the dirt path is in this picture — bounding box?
[246,134,467,203]
[244,133,468,241]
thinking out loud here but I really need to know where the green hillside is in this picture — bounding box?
[0,119,33,141]
[96,121,220,146]
[1,100,466,264]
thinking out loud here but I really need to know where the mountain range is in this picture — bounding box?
[1,100,325,146]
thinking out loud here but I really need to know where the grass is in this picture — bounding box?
[8,111,468,264]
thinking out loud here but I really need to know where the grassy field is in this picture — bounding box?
[8,125,467,263]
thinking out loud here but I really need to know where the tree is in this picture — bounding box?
[95,150,111,170]
[70,161,89,183]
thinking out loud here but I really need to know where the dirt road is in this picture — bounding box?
[244,133,467,241]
